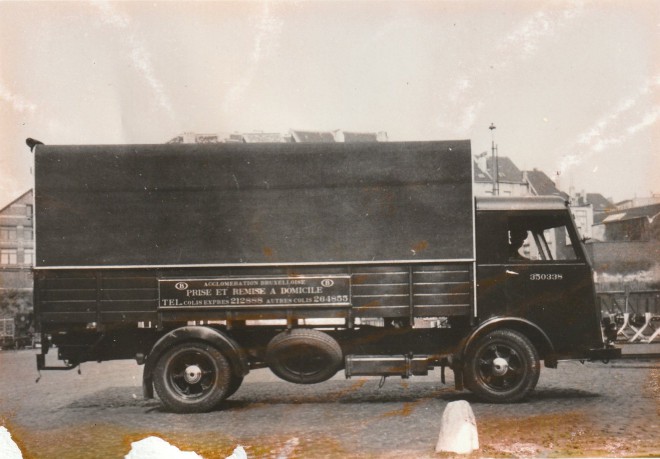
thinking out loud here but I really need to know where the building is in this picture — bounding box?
[241,132,291,143]
[473,156,531,197]
[523,169,568,200]
[337,131,388,142]
[0,190,34,292]
[289,129,337,143]
[167,132,221,144]
[566,192,613,242]
[595,203,660,242]
[589,203,660,276]
[614,194,660,210]
[580,193,614,215]
[168,130,388,144]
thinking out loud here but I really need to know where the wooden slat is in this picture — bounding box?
[353,306,408,318]
[100,300,158,312]
[414,283,470,295]
[413,271,469,283]
[413,293,471,305]
[100,289,159,301]
[101,277,158,289]
[413,305,471,317]
[41,289,97,302]
[41,312,96,323]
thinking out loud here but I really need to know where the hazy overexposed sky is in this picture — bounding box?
[1,0,658,204]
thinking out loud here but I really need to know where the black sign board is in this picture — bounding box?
[159,275,351,308]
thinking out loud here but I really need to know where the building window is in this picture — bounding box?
[26,205,33,218]
[23,228,33,241]
[1,227,17,241]
[23,249,34,265]
[1,249,18,265]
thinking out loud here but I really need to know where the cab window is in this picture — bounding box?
[508,216,581,262]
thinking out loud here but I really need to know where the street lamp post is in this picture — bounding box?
[489,123,499,196]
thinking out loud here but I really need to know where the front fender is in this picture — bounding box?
[459,317,555,364]
[142,326,249,398]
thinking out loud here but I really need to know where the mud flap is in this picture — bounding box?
[143,369,154,399]
[453,368,464,391]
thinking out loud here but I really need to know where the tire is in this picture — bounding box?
[464,329,540,403]
[226,374,244,398]
[266,329,343,384]
[153,342,231,413]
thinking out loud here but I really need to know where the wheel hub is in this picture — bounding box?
[492,357,509,376]
[183,364,203,384]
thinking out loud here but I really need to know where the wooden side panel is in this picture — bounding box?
[35,263,474,329]
[351,266,409,318]
[412,263,472,317]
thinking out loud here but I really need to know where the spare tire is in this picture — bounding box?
[266,329,343,384]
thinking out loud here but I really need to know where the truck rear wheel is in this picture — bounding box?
[464,329,540,403]
[226,374,244,398]
[153,342,231,413]
[266,329,342,384]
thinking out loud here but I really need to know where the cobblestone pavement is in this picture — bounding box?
[0,348,658,458]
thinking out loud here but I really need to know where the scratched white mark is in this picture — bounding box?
[92,0,174,116]
[0,80,37,114]
[556,75,660,178]
[437,2,584,133]
[224,2,283,112]
[124,436,203,458]
[0,427,23,459]
[275,437,299,459]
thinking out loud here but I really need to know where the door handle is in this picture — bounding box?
[506,270,519,276]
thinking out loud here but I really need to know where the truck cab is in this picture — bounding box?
[450,196,617,403]
[475,196,604,358]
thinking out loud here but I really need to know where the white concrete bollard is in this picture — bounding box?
[435,400,479,454]
[124,436,203,459]
[226,445,248,459]
[0,426,23,459]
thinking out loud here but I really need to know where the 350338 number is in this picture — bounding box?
[529,273,563,281]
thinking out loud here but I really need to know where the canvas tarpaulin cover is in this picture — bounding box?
[34,140,474,267]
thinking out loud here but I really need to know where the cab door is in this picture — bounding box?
[504,215,602,353]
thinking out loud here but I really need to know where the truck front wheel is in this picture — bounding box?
[153,342,231,413]
[464,329,540,403]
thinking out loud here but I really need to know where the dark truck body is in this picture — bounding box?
[32,140,619,412]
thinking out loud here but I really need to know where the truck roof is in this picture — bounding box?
[34,140,475,268]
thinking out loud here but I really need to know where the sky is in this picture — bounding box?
[1,0,658,205]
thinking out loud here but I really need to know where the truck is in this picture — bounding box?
[30,139,620,412]
[1,313,33,350]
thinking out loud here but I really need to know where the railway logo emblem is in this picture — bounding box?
[321,279,334,287]
[175,282,189,290]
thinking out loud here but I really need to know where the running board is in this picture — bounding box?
[344,354,431,378]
